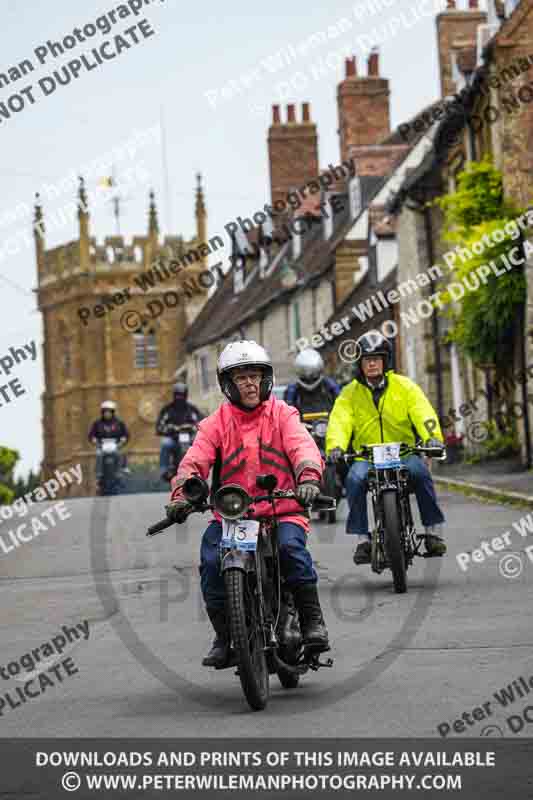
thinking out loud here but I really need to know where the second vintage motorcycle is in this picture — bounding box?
[333,441,446,593]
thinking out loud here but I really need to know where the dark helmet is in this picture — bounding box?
[217,340,273,406]
[354,331,392,381]
[173,381,188,400]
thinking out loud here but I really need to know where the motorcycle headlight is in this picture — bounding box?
[182,476,209,504]
[313,420,328,438]
[214,484,251,520]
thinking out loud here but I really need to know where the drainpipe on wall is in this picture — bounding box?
[423,205,444,423]
[518,233,532,469]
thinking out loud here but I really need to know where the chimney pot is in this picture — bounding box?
[287,104,296,123]
[302,102,311,122]
[272,105,280,124]
[368,50,379,76]
[345,56,356,77]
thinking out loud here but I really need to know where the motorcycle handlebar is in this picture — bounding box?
[146,490,336,536]
[327,445,446,463]
[146,517,176,536]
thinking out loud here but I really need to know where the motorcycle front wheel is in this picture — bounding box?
[322,463,338,524]
[382,490,407,594]
[224,569,269,711]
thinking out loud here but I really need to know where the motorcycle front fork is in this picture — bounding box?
[370,490,417,572]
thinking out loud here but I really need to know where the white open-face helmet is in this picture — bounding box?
[217,340,274,405]
[295,348,324,391]
[101,400,116,413]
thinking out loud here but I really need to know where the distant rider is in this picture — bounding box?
[285,348,340,415]
[156,382,203,481]
[168,341,330,668]
[326,332,446,565]
[88,400,129,480]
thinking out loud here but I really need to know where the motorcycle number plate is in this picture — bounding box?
[178,433,191,444]
[372,443,401,468]
[221,519,259,551]
[313,421,328,438]
[101,441,116,453]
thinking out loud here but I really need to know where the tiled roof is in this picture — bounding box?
[184,176,386,352]
[183,104,430,354]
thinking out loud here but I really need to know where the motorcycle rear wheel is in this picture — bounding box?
[382,491,407,594]
[224,569,270,711]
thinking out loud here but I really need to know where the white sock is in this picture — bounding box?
[353,534,370,547]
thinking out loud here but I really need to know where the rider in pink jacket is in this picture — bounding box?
[169,340,330,668]
[171,394,322,530]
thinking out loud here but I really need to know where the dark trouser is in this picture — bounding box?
[345,455,445,536]
[200,520,317,610]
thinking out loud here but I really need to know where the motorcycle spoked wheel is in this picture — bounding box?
[224,569,270,711]
[382,491,407,594]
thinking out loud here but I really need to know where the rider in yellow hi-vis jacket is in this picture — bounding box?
[326,332,446,566]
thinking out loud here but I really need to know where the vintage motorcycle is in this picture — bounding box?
[96,438,124,496]
[334,442,446,593]
[301,411,342,524]
[147,474,335,711]
[161,422,198,482]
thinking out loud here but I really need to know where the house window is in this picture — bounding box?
[134,333,158,368]
[199,354,209,392]
[293,300,301,342]
[233,264,244,294]
[349,176,362,220]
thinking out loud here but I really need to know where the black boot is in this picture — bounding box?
[292,584,329,652]
[202,608,230,667]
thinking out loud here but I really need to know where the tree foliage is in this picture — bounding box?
[0,446,19,506]
[436,158,528,368]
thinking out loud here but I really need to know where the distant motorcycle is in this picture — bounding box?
[147,474,335,711]
[302,412,342,524]
[332,442,446,593]
[96,438,124,496]
[161,423,197,482]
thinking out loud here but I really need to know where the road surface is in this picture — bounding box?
[1,488,532,738]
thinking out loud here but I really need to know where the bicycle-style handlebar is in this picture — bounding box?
[327,443,446,464]
[146,489,336,537]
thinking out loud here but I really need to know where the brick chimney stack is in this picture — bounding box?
[268,103,319,209]
[437,0,487,97]
[337,50,393,174]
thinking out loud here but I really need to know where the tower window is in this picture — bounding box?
[63,338,72,378]
[134,332,158,368]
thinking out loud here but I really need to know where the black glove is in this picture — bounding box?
[328,447,345,464]
[296,482,321,506]
[165,500,190,524]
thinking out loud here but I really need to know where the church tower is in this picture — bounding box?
[36,178,210,496]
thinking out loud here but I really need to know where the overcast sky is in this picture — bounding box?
[0,0,475,476]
